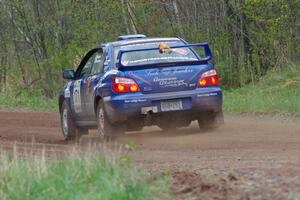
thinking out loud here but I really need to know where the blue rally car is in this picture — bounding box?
[59,35,223,140]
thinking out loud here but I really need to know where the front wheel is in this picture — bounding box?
[60,101,88,141]
[96,100,124,138]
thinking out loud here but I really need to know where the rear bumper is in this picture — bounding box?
[103,87,222,123]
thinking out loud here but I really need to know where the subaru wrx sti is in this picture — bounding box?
[59,35,223,140]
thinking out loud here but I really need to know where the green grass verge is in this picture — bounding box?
[0,152,170,200]
[223,64,300,114]
[0,94,57,112]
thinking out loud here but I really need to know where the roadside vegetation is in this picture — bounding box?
[1,1,299,97]
[223,64,300,114]
[0,148,170,200]
[0,94,57,112]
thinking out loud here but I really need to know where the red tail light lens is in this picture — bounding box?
[198,69,219,87]
[112,77,140,93]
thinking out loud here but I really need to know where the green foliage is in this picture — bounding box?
[223,63,300,114]
[0,0,299,96]
[0,152,170,200]
[123,141,137,152]
[0,94,57,111]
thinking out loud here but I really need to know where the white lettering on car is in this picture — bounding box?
[122,56,198,65]
[124,99,147,103]
[153,77,188,87]
[197,93,218,97]
[146,67,193,77]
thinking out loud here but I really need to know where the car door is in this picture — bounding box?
[71,50,97,121]
[86,48,107,120]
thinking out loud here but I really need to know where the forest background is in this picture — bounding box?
[0,0,299,100]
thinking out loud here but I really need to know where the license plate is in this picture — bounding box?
[160,99,183,112]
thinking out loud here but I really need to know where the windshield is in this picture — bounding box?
[114,41,199,67]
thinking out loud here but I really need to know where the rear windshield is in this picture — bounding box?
[114,41,199,67]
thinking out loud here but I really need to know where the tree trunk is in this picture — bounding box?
[126,0,138,34]
[160,0,176,34]
[0,56,7,92]
[172,0,182,36]
[121,0,130,34]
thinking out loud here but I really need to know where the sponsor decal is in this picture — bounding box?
[122,56,197,65]
[124,99,147,103]
[146,71,159,76]
[146,67,193,77]
[64,82,72,98]
[73,80,82,113]
[153,77,188,88]
[64,90,70,98]
[85,78,91,94]
[197,93,218,97]
[103,59,109,71]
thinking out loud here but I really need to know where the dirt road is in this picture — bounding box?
[0,111,299,200]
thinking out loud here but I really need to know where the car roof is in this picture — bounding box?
[109,37,182,47]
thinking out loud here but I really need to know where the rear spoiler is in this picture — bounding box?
[117,43,212,69]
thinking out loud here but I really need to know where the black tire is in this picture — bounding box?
[60,101,88,141]
[96,100,124,138]
[198,111,224,130]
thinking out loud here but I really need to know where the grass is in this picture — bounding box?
[0,94,57,112]
[223,64,300,114]
[0,148,170,200]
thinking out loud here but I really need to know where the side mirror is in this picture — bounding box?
[63,70,75,80]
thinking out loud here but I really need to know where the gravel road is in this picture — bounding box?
[0,111,299,200]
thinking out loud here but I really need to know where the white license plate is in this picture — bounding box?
[160,99,183,112]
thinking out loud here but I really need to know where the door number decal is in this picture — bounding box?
[73,80,82,113]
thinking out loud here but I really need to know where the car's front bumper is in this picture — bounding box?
[103,87,222,123]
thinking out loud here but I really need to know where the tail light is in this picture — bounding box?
[198,69,219,87]
[112,76,140,93]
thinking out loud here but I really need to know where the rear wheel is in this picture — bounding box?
[60,101,88,141]
[197,111,224,130]
[97,100,124,139]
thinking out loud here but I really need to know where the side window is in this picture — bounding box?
[79,54,95,78]
[91,50,106,75]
